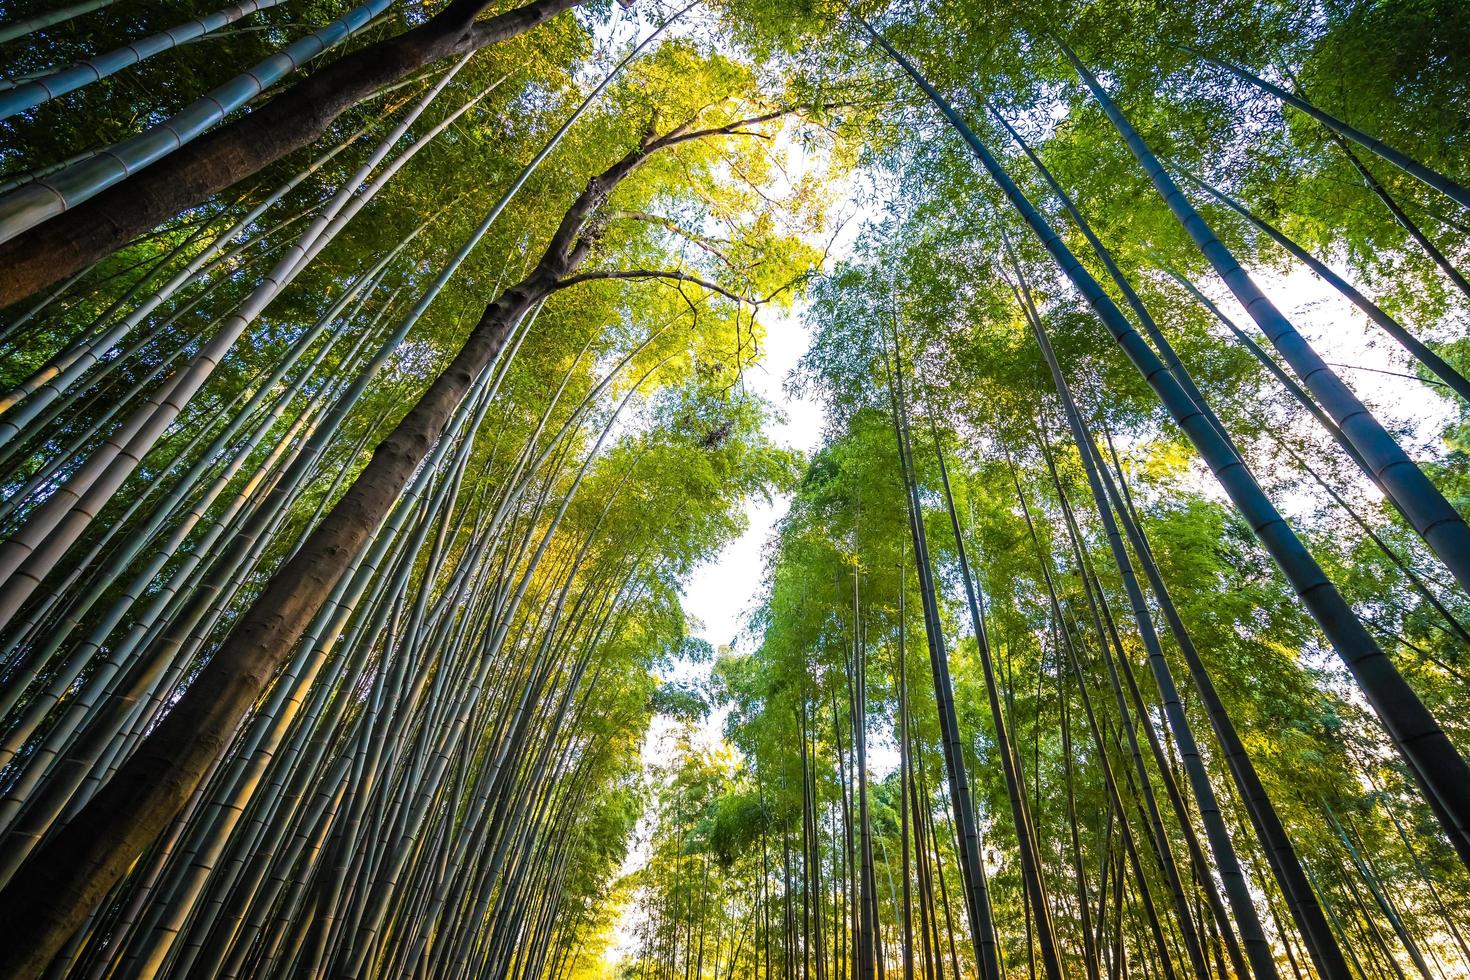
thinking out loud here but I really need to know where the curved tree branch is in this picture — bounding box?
[552,268,757,305]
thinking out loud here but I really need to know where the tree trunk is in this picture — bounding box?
[0,118,680,970]
[930,427,1066,980]
[889,346,1003,980]
[0,0,586,308]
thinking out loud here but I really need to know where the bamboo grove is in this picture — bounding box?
[0,0,1466,978]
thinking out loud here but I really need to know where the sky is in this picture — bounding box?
[681,305,826,646]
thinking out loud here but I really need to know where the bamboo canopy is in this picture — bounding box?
[0,1,1467,977]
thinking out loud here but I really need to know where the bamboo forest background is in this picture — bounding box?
[0,0,1466,977]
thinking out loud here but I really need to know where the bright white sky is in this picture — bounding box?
[682,305,826,643]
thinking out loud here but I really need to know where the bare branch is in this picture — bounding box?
[552,269,758,305]
[648,107,799,151]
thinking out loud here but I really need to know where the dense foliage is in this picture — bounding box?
[0,0,1465,978]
